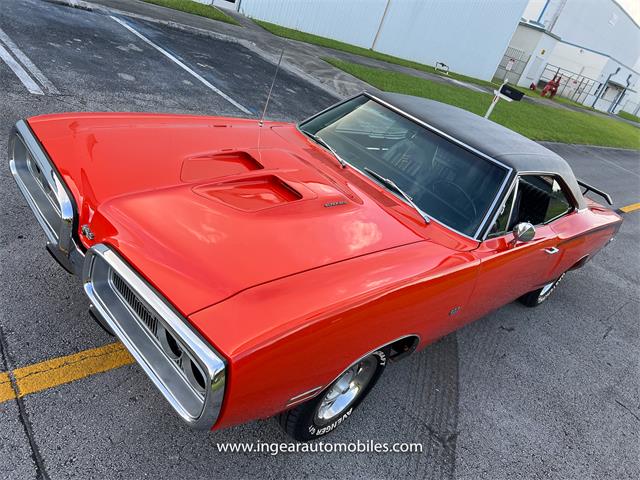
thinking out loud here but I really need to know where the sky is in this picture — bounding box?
[617,0,640,24]
[525,0,640,25]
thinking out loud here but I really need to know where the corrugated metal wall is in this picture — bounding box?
[545,0,640,70]
[239,0,528,80]
[371,0,528,80]
[240,0,389,48]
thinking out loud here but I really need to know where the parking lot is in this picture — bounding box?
[0,1,638,479]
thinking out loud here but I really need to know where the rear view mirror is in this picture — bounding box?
[512,222,536,243]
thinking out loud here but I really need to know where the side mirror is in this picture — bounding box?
[512,222,536,243]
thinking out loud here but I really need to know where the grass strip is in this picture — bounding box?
[324,57,639,149]
[142,0,240,25]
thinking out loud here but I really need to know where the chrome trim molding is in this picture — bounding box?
[505,179,519,233]
[8,120,84,274]
[83,244,226,430]
[286,386,323,407]
[483,175,518,240]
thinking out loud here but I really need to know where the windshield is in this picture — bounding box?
[300,95,508,237]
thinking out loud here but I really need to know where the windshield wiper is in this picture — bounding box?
[300,130,347,168]
[364,167,430,224]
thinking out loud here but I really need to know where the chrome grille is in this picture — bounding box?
[108,267,207,399]
[110,271,159,336]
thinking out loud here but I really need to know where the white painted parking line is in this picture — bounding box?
[110,16,253,115]
[0,27,59,95]
[0,43,43,95]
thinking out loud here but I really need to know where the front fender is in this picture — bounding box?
[188,241,478,429]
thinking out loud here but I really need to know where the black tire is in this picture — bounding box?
[518,272,566,307]
[277,348,389,441]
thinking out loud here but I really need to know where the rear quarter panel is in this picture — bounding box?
[550,201,622,274]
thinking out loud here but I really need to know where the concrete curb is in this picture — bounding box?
[45,0,95,10]
[43,0,343,100]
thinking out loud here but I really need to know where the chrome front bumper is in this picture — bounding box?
[8,120,226,430]
[9,120,84,275]
[84,245,226,429]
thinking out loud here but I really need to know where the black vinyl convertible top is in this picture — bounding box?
[370,91,587,209]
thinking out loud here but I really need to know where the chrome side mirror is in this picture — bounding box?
[512,222,536,243]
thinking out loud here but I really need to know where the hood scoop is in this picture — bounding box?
[181,150,262,182]
[193,175,303,212]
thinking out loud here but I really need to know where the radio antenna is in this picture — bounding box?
[259,49,284,129]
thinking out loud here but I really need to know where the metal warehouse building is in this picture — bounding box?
[207,0,639,115]
[207,0,529,81]
[498,0,640,114]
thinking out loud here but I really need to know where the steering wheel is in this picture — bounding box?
[431,180,477,220]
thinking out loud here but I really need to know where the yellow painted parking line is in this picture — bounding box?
[619,202,640,213]
[0,371,15,403]
[0,342,134,402]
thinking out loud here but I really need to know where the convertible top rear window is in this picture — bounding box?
[301,96,509,237]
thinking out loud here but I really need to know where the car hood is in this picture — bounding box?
[29,113,424,314]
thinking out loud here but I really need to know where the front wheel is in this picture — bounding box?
[518,272,566,307]
[277,349,388,441]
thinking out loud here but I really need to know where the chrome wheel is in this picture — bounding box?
[278,348,388,441]
[314,355,378,426]
[539,281,555,297]
[538,273,565,302]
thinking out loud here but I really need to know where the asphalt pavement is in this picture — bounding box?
[0,1,638,479]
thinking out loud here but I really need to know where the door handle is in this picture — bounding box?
[544,247,560,255]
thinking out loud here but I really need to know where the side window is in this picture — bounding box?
[488,175,572,238]
[514,175,572,226]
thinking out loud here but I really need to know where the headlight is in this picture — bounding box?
[158,324,208,394]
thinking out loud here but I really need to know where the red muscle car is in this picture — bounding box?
[8,92,621,440]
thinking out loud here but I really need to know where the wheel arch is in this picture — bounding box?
[388,334,420,361]
[284,333,421,409]
[569,254,590,271]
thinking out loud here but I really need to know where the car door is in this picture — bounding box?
[468,174,574,317]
